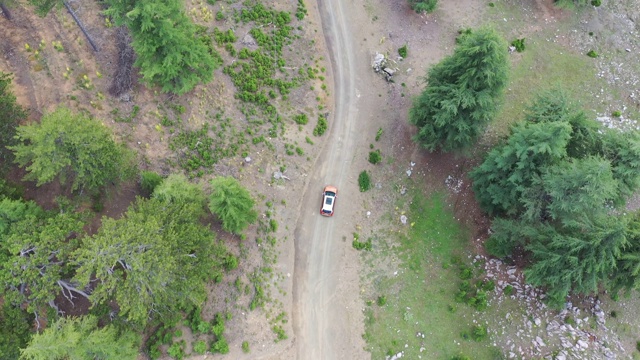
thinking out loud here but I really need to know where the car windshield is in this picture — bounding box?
[325,191,336,197]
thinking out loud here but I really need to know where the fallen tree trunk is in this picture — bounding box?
[0,3,12,20]
[63,1,98,51]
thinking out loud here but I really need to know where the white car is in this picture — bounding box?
[320,185,338,217]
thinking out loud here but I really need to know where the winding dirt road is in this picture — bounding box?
[292,0,371,359]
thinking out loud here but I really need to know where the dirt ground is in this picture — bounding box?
[3,0,639,359]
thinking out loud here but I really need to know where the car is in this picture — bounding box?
[320,185,338,217]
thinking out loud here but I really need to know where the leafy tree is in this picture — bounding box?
[470,121,571,216]
[26,0,59,16]
[523,215,627,307]
[409,27,508,151]
[103,0,219,94]
[208,177,258,235]
[408,0,437,13]
[0,209,85,313]
[9,107,136,192]
[0,72,27,171]
[0,303,34,360]
[20,315,140,360]
[74,197,231,325]
[153,173,205,210]
[0,198,44,235]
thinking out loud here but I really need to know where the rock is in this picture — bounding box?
[372,53,386,72]
[242,34,257,46]
[507,268,517,275]
[366,211,371,218]
[535,336,545,347]
[244,156,252,163]
[577,339,588,350]
[534,318,541,326]
[383,67,395,76]
[400,215,408,224]
[406,169,412,177]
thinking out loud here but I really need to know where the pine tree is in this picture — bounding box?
[20,315,139,360]
[523,215,627,307]
[470,121,571,216]
[208,177,258,235]
[103,0,218,94]
[409,27,508,151]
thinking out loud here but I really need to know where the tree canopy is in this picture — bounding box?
[409,27,508,152]
[9,107,136,192]
[208,176,258,235]
[103,0,219,94]
[74,195,231,325]
[0,202,85,313]
[20,315,140,360]
[0,72,27,171]
[474,88,640,305]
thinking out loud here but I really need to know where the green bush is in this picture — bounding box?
[211,336,229,354]
[409,0,437,13]
[313,115,328,136]
[375,127,383,141]
[358,171,371,192]
[451,355,471,360]
[368,150,382,164]
[353,237,372,251]
[587,50,598,58]
[140,171,163,195]
[242,340,250,353]
[377,295,387,306]
[471,325,488,342]
[293,113,308,125]
[398,44,408,58]
[167,340,186,360]
[511,38,525,52]
[612,110,622,117]
[591,0,601,6]
[193,340,207,355]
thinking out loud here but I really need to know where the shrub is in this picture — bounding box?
[587,50,598,58]
[451,355,471,360]
[313,115,328,136]
[591,0,601,6]
[471,325,488,342]
[352,237,372,251]
[503,285,514,296]
[398,44,408,58]
[167,341,186,360]
[293,113,308,125]
[140,171,163,195]
[409,0,437,13]
[193,339,207,354]
[242,340,250,353]
[211,336,229,354]
[368,150,382,164]
[375,127,383,141]
[377,295,387,306]
[358,171,371,192]
[636,340,640,352]
[511,38,525,52]
[612,110,622,117]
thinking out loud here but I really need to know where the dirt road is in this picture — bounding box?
[291,0,370,358]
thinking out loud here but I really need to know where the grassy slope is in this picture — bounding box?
[363,189,500,360]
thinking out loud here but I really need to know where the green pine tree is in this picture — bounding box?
[208,177,258,235]
[409,27,509,152]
